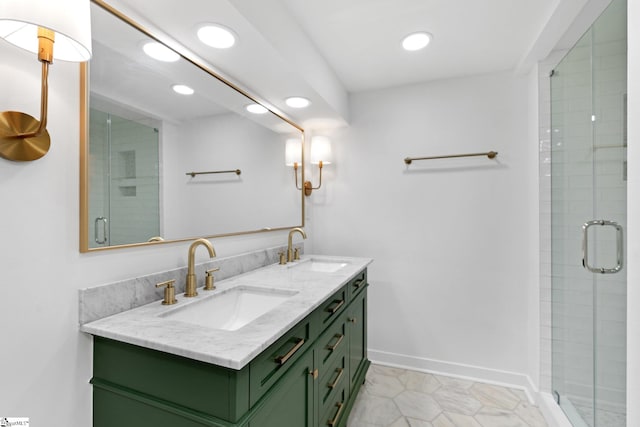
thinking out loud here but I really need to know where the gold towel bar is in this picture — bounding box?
[404,151,497,164]
[186,169,241,177]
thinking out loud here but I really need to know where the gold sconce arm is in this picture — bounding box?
[0,27,55,161]
[293,161,323,197]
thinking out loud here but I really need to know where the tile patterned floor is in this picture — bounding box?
[347,364,548,427]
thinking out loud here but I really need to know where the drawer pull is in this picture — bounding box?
[275,338,305,366]
[327,402,344,426]
[327,334,344,352]
[349,317,357,324]
[327,368,344,389]
[326,299,344,314]
[353,278,366,289]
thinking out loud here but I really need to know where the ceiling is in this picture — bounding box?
[100,0,601,129]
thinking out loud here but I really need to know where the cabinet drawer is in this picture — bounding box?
[317,285,348,332]
[316,316,347,373]
[318,352,347,420]
[249,316,313,406]
[320,383,348,427]
[348,269,367,300]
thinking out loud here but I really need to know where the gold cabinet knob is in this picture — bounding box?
[204,267,220,291]
[156,280,177,305]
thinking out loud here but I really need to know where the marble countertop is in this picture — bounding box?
[81,255,372,370]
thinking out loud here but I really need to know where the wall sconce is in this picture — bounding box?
[285,136,332,197]
[0,0,92,161]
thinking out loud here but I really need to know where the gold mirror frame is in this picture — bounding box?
[79,0,305,252]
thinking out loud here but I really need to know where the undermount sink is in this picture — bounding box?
[289,258,349,273]
[160,286,297,331]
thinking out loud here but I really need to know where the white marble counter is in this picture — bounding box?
[81,255,372,370]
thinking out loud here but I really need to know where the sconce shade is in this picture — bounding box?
[0,0,92,161]
[0,0,92,62]
[285,138,302,166]
[310,136,332,165]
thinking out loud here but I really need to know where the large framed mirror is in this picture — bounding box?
[80,0,305,252]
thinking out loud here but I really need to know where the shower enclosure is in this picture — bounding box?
[550,0,627,426]
[88,107,161,248]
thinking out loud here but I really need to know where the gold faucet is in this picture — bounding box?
[287,227,307,263]
[185,238,216,297]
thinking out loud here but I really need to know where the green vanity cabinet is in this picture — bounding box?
[348,290,367,393]
[90,268,369,427]
[248,349,315,427]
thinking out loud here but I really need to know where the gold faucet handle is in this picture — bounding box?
[278,252,286,265]
[204,268,220,291]
[294,247,301,260]
[156,280,177,305]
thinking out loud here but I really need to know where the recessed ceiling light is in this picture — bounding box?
[197,24,236,49]
[285,97,310,108]
[246,103,268,114]
[172,84,194,95]
[402,32,432,51]
[143,42,180,62]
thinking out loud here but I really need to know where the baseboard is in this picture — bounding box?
[368,349,538,402]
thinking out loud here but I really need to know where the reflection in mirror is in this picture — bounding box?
[80,1,304,252]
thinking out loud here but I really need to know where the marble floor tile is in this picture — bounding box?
[432,386,483,416]
[394,390,442,421]
[470,383,520,410]
[348,364,548,427]
[433,412,483,427]
[399,370,442,395]
[514,401,548,427]
[406,417,435,427]
[366,369,407,398]
[474,406,530,426]
[349,393,403,426]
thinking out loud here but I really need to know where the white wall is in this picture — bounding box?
[626,1,639,425]
[309,72,540,387]
[163,114,299,238]
[0,42,305,425]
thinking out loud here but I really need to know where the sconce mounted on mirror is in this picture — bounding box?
[0,0,92,161]
[286,135,332,197]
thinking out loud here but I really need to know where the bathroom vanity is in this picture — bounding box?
[81,255,371,427]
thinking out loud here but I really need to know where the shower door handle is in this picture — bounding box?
[95,217,108,245]
[582,220,623,274]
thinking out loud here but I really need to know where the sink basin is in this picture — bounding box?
[160,286,297,331]
[289,258,349,273]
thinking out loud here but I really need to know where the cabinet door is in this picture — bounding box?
[348,289,367,392]
[249,349,315,427]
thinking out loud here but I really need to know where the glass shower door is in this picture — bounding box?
[88,108,161,248]
[550,0,627,426]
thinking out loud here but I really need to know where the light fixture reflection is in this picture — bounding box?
[286,136,332,197]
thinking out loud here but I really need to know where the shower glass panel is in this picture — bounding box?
[550,0,627,426]
[88,108,160,248]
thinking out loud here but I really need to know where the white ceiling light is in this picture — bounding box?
[285,97,310,108]
[402,32,432,51]
[143,42,179,62]
[246,103,268,114]
[197,24,236,49]
[172,84,194,95]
